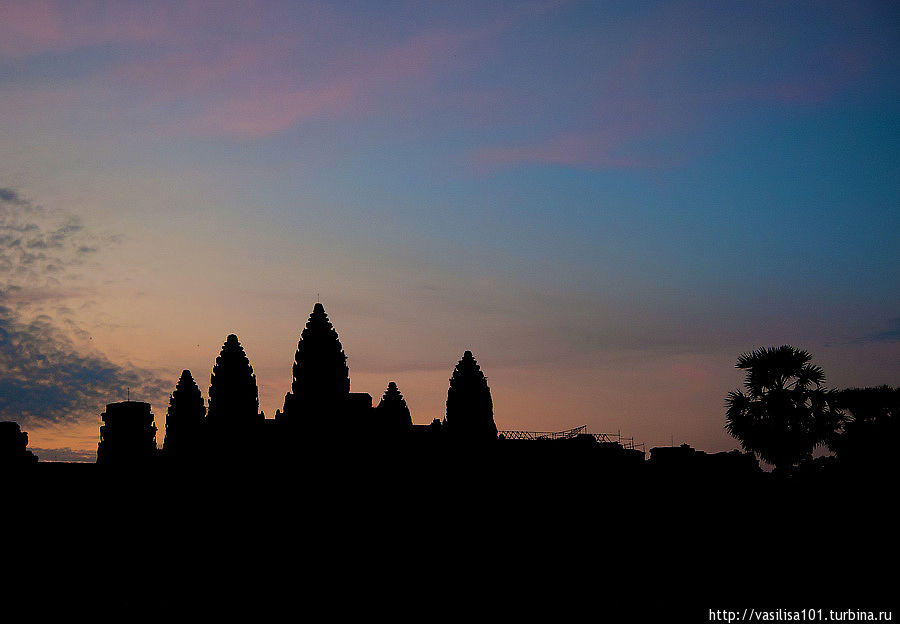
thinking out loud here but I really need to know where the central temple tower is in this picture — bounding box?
[278,303,372,432]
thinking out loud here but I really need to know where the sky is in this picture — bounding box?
[1,0,898,461]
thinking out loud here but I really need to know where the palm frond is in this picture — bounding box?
[794,363,826,390]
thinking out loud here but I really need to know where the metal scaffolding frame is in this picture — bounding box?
[497,425,644,451]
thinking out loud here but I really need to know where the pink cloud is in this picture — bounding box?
[472,2,878,171]
[111,39,296,97]
[189,82,357,138]
[0,0,170,56]
[369,27,485,85]
[718,44,874,107]
[1,2,565,138]
[176,25,494,137]
[609,2,875,109]
[475,132,651,170]
[0,0,317,57]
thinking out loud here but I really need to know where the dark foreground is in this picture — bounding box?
[5,455,894,620]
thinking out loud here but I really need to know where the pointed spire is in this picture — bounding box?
[290,303,350,402]
[208,334,261,426]
[172,370,205,417]
[163,369,205,456]
[376,381,412,430]
[446,350,497,441]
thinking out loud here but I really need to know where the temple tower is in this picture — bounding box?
[97,401,158,464]
[206,334,264,461]
[163,369,206,460]
[445,351,497,442]
[279,303,372,432]
[376,382,413,433]
[207,334,263,428]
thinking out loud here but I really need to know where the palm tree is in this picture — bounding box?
[725,345,840,471]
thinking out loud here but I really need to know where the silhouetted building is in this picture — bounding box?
[649,443,698,466]
[97,401,157,464]
[0,422,38,465]
[495,431,644,477]
[410,418,443,441]
[376,382,412,434]
[277,303,373,435]
[649,444,758,479]
[206,334,264,461]
[163,370,206,460]
[208,334,264,428]
[445,350,497,443]
[592,438,646,465]
[704,449,760,475]
[83,302,669,468]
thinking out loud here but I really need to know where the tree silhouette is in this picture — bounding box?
[281,303,350,419]
[163,369,206,458]
[376,382,412,432]
[207,334,263,427]
[445,350,497,442]
[828,386,898,470]
[725,346,840,471]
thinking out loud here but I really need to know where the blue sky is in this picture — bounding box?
[1,0,897,455]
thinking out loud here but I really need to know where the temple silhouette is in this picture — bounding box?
[97,400,157,464]
[273,302,376,450]
[4,304,893,616]
[91,302,514,466]
[10,301,890,487]
[71,302,777,482]
[0,421,38,466]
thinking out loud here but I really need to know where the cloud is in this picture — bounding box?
[472,1,883,170]
[475,131,653,170]
[1,188,88,286]
[1,1,536,138]
[27,446,96,463]
[863,318,900,343]
[189,82,357,138]
[177,23,497,137]
[0,306,168,425]
[0,187,168,427]
[0,0,335,59]
[0,188,28,204]
[0,0,174,57]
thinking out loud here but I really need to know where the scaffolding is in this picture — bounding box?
[497,425,645,452]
